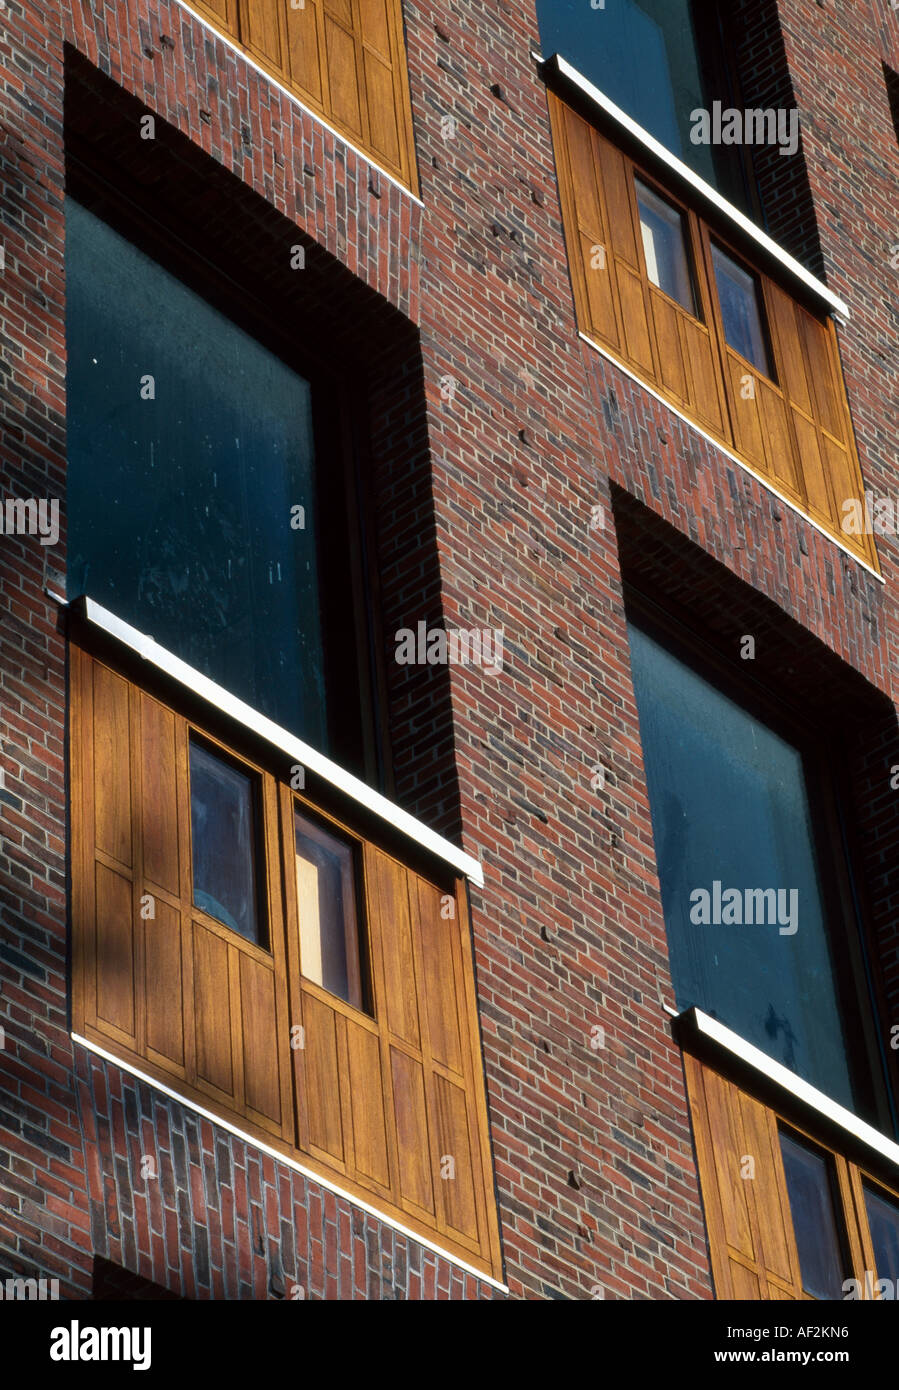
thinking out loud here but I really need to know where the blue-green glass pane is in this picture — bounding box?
[779,1133,846,1300]
[864,1185,899,1284]
[537,0,724,191]
[65,199,327,752]
[712,243,771,375]
[628,622,854,1110]
[189,741,261,944]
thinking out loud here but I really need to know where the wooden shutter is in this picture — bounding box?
[185,0,415,186]
[766,285,878,569]
[548,92,879,573]
[549,95,731,444]
[72,645,296,1144]
[280,787,502,1273]
[684,1054,807,1299]
[72,644,502,1280]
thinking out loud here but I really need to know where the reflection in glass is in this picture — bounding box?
[190,740,262,945]
[779,1132,846,1300]
[294,810,363,1010]
[712,243,771,375]
[864,1184,899,1285]
[636,178,697,313]
[66,199,327,751]
[627,620,855,1109]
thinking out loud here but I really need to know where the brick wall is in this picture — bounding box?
[0,0,896,1301]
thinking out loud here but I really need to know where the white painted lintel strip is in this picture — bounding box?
[685,1009,899,1173]
[73,1033,508,1294]
[547,54,850,322]
[174,0,425,208]
[579,332,884,583]
[80,597,484,886]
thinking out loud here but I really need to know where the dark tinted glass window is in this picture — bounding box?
[864,1184,899,1284]
[65,199,329,753]
[627,620,855,1109]
[190,740,263,945]
[536,0,747,205]
[779,1132,847,1300]
[711,243,772,375]
[635,178,697,313]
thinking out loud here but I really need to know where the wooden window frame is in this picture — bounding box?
[70,636,503,1281]
[627,587,894,1134]
[549,92,880,572]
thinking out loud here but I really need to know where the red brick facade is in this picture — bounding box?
[0,0,896,1301]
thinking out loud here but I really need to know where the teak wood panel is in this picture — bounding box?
[548,93,878,571]
[71,645,502,1280]
[188,0,417,188]
[685,1054,899,1301]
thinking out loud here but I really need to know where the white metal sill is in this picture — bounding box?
[173,0,425,208]
[579,331,884,584]
[65,595,484,887]
[675,1007,899,1175]
[72,1033,508,1294]
[541,52,849,323]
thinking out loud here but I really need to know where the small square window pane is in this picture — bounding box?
[294,811,363,1010]
[864,1184,899,1285]
[779,1132,846,1299]
[712,243,771,375]
[189,740,262,945]
[636,178,697,314]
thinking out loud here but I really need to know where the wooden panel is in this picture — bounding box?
[390,1046,435,1215]
[792,411,831,520]
[285,1,324,105]
[597,136,640,269]
[362,48,400,171]
[139,693,180,897]
[191,0,239,40]
[144,898,185,1071]
[94,862,136,1042]
[432,1074,479,1242]
[757,380,802,499]
[92,664,132,867]
[617,265,655,376]
[302,991,345,1162]
[727,355,767,471]
[323,13,363,139]
[416,880,463,1075]
[685,1055,805,1300]
[651,291,689,405]
[241,0,284,68]
[682,316,726,436]
[346,1019,390,1189]
[371,849,420,1046]
[240,953,282,1126]
[193,923,235,1098]
[800,309,844,441]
